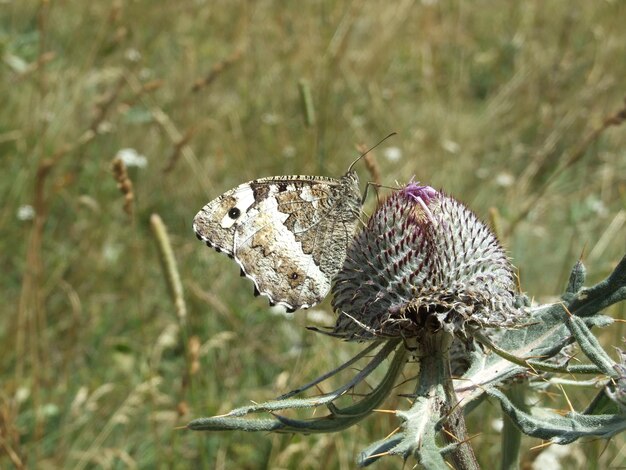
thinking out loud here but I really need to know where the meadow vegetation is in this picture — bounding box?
[1,1,625,468]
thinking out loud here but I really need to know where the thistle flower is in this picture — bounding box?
[331,183,522,340]
[188,177,626,467]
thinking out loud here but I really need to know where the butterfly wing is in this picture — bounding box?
[193,182,259,256]
[193,172,362,311]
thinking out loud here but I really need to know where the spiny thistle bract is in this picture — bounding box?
[331,183,522,340]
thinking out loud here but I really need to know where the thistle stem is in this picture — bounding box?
[500,384,524,470]
[415,331,479,470]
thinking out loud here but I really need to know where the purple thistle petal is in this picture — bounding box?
[402,183,439,205]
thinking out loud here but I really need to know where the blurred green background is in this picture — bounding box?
[2,1,625,468]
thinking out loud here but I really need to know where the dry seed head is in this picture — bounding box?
[331,183,522,340]
[111,157,134,216]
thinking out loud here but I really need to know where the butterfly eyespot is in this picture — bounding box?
[228,207,241,219]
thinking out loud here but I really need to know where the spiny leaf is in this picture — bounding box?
[488,388,626,444]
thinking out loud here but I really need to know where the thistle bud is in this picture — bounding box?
[331,183,522,340]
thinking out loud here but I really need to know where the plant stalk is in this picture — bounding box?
[417,331,480,470]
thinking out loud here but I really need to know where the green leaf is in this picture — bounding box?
[563,259,586,299]
[488,388,626,444]
[566,314,618,377]
[187,341,407,434]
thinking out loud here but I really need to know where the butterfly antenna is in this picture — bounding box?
[347,132,397,173]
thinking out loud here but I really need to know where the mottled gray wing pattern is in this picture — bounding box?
[193,171,361,311]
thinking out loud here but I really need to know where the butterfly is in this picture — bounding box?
[193,169,362,312]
